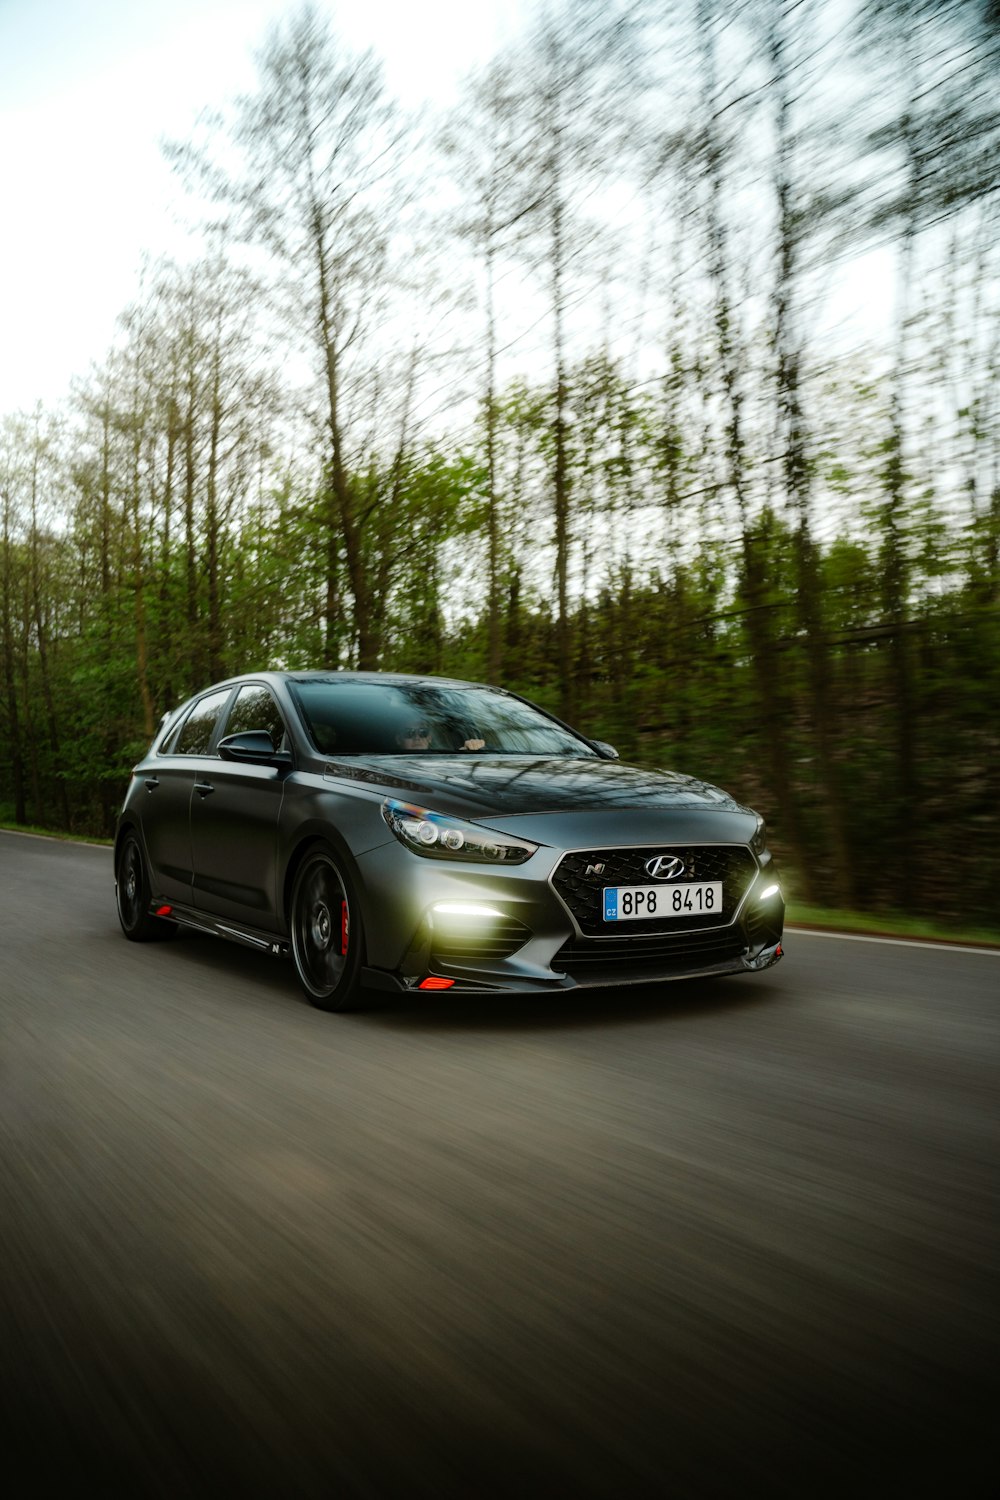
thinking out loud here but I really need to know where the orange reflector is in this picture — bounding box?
[418,977,455,991]
[156,905,173,917]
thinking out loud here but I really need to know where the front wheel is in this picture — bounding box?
[116,832,175,942]
[290,847,365,1011]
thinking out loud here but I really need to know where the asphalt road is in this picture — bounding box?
[1,830,996,1497]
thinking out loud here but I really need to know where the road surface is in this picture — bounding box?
[0,831,996,1495]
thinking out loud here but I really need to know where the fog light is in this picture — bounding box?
[758,883,780,901]
[432,902,503,918]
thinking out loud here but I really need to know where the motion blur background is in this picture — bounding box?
[1,0,998,927]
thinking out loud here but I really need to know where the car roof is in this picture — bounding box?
[196,670,504,694]
[285,671,495,688]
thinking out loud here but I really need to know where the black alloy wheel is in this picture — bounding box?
[115,832,175,942]
[290,846,365,1010]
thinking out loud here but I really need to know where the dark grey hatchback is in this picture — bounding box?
[115,672,784,1009]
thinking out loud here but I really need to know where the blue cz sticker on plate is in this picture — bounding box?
[604,889,619,920]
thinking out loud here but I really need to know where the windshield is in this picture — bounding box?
[290,680,596,758]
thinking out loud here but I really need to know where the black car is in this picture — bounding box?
[115,672,784,1009]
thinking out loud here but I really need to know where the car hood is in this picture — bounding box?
[319,754,754,820]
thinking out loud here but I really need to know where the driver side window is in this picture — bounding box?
[222,684,287,750]
[173,687,233,756]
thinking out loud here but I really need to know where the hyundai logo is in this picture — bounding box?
[644,854,686,880]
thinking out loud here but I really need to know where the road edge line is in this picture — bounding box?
[0,827,112,849]
[788,926,1000,958]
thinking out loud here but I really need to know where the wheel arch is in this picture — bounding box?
[280,825,363,933]
[114,815,144,868]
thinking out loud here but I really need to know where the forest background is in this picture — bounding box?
[1,0,998,927]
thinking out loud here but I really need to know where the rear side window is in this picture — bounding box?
[222,684,286,750]
[173,687,233,755]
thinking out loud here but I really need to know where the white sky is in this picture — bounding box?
[0,0,895,421]
[0,0,527,415]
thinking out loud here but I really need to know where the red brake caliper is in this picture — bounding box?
[341,899,349,956]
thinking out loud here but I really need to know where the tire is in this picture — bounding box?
[116,832,176,942]
[289,846,366,1011]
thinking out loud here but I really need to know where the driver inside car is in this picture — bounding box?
[394,720,485,752]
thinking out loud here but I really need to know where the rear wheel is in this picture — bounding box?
[290,846,365,1011]
[115,832,175,942]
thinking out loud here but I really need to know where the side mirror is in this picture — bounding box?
[218,731,292,768]
[591,740,619,760]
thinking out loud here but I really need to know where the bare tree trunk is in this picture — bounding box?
[159,397,179,708]
[0,494,27,823]
[882,96,920,906]
[182,382,199,690]
[27,427,71,826]
[552,192,573,720]
[697,0,815,892]
[769,1,854,905]
[205,335,224,683]
[315,229,370,668]
[485,233,502,683]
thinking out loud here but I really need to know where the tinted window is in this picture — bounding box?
[290,680,594,757]
[222,684,286,750]
[173,687,233,756]
[155,707,185,754]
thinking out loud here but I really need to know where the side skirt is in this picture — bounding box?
[148,899,290,957]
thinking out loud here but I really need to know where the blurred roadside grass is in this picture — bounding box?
[786,903,1000,949]
[1,822,997,948]
[0,821,113,847]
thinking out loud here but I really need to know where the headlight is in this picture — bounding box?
[381,798,539,864]
[750,814,767,855]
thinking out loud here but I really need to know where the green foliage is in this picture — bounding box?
[1,347,998,913]
[2,0,999,911]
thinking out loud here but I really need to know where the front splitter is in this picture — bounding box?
[361,940,783,997]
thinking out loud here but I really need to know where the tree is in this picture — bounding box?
[444,57,527,683]
[487,0,644,720]
[170,3,409,668]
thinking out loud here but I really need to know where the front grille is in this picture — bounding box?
[551,845,757,937]
[554,927,746,979]
[430,915,531,966]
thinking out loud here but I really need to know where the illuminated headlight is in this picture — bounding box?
[750,814,767,855]
[382,798,539,864]
[758,883,781,902]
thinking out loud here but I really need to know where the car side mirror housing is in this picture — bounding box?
[218,731,292,768]
[591,740,619,760]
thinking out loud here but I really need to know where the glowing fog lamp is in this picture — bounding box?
[432,902,503,918]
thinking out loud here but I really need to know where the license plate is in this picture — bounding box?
[603,882,723,921]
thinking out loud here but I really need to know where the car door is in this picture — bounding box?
[142,685,235,905]
[189,683,288,931]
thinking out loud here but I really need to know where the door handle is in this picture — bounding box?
[144,777,160,792]
[193,781,215,797]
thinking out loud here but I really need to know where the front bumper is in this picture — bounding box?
[354,834,785,996]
